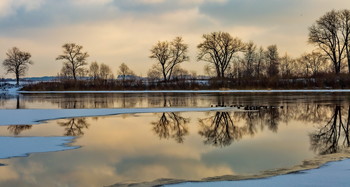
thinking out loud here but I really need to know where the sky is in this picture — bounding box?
[0,0,350,78]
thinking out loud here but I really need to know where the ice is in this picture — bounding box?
[0,136,77,160]
[168,159,350,187]
[0,107,233,126]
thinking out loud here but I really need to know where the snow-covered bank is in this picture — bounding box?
[18,89,350,94]
[0,107,234,126]
[0,81,22,96]
[0,136,77,160]
[168,158,350,187]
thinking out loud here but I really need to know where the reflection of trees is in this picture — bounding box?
[198,102,283,147]
[0,94,25,109]
[147,93,197,108]
[264,108,280,132]
[58,118,90,136]
[151,112,190,143]
[7,125,32,135]
[282,103,330,124]
[0,93,9,107]
[116,94,138,108]
[57,94,117,109]
[310,106,350,155]
[199,112,247,147]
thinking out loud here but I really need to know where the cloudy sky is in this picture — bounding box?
[0,0,350,78]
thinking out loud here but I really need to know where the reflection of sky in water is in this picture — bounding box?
[0,93,349,186]
[0,112,318,187]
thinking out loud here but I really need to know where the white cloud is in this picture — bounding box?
[137,0,165,4]
[0,0,44,18]
[1,0,350,78]
[72,0,113,6]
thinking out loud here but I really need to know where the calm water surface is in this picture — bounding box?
[0,93,349,187]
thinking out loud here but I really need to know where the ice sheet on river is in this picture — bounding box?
[0,136,77,160]
[0,107,233,126]
[169,159,350,187]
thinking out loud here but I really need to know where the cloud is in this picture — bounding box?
[72,0,113,5]
[1,0,350,77]
[0,0,44,18]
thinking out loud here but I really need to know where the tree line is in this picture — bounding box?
[3,9,350,88]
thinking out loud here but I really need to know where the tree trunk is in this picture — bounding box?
[16,73,19,86]
[73,69,77,80]
[220,69,225,78]
[345,38,350,74]
[348,55,350,74]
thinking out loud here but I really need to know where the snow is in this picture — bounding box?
[0,83,22,95]
[17,89,350,94]
[5,87,21,94]
[0,107,234,126]
[0,136,77,160]
[168,159,350,187]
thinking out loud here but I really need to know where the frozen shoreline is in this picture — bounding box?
[0,136,77,160]
[168,158,350,187]
[0,107,235,126]
[18,89,350,94]
[108,151,350,187]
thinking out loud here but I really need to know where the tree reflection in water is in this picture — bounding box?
[7,125,32,135]
[198,106,282,147]
[151,94,191,143]
[199,112,246,147]
[151,112,190,143]
[58,118,90,136]
[57,94,119,109]
[310,106,350,155]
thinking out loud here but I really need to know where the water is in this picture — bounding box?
[0,93,349,187]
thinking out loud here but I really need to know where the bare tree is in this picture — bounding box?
[89,61,100,80]
[59,64,72,79]
[99,63,113,80]
[280,53,296,78]
[2,47,33,85]
[241,41,257,78]
[77,67,88,77]
[308,10,350,74]
[147,64,162,80]
[150,37,189,82]
[118,63,135,81]
[204,64,215,77]
[265,45,280,77]
[56,43,89,80]
[340,10,350,74]
[172,65,189,79]
[255,46,266,78]
[197,31,245,78]
[298,51,329,77]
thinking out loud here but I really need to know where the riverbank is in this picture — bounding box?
[17,89,350,94]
